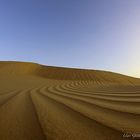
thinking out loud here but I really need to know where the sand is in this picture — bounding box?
[0,61,140,140]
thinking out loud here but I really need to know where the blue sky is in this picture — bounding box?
[0,0,140,77]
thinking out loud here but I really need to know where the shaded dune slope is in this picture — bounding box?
[0,61,140,140]
[0,61,140,84]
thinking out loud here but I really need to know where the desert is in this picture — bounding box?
[0,61,140,140]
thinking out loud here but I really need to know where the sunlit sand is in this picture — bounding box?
[0,61,140,140]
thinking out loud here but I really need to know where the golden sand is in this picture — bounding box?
[0,61,139,140]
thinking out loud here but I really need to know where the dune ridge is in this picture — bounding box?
[0,61,140,84]
[0,61,140,140]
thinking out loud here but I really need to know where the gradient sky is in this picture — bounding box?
[0,0,140,77]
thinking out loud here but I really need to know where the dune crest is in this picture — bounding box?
[0,61,140,140]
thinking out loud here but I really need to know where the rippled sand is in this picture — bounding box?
[0,61,140,140]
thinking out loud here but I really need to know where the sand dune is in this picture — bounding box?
[0,61,140,140]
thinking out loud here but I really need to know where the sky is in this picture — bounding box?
[0,0,140,78]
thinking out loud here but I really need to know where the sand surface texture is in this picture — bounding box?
[0,61,140,140]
